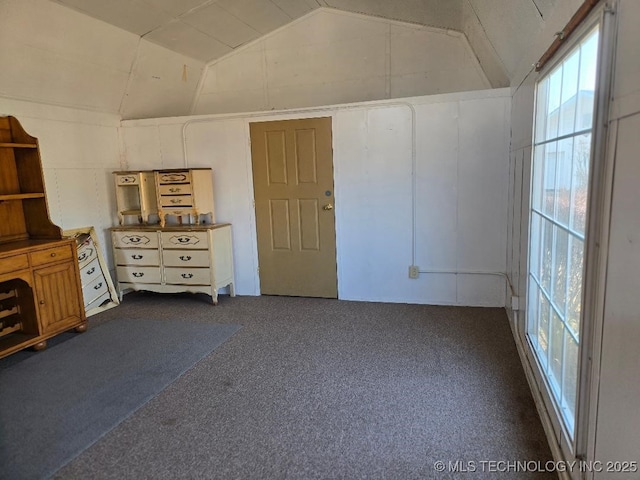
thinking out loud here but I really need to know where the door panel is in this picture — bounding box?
[250,117,337,298]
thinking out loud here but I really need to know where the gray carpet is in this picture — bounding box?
[3,294,554,479]
[0,317,240,480]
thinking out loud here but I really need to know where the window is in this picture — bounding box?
[527,27,600,438]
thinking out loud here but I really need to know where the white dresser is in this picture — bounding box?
[110,224,235,305]
[67,227,119,316]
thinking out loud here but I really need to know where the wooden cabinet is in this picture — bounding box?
[110,224,234,305]
[0,116,86,359]
[33,256,83,335]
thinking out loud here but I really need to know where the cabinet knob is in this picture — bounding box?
[39,300,45,305]
[50,252,56,257]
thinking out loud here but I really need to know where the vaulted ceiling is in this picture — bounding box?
[49,0,559,82]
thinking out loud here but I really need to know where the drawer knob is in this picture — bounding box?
[181,273,194,279]
[170,198,183,204]
[50,253,56,257]
[87,267,96,275]
[169,187,181,193]
[179,256,192,261]
[78,252,87,261]
[94,283,103,290]
[132,254,143,260]
[132,272,144,278]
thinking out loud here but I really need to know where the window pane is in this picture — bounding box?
[538,295,550,363]
[546,68,563,141]
[553,227,569,309]
[555,137,574,226]
[563,335,579,419]
[528,281,540,340]
[541,219,554,292]
[535,79,550,144]
[530,212,542,280]
[576,29,599,131]
[568,236,584,339]
[550,311,564,389]
[559,50,580,137]
[532,145,546,211]
[543,141,558,217]
[570,133,591,235]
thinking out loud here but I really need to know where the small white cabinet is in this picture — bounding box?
[155,169,215,227]
[113,171,157,225]
[110,224,234,305]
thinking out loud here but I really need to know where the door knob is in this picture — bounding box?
[323,204,334,211]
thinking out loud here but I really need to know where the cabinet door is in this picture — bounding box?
[33,261,83,334]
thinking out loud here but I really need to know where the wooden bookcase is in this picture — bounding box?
[0,116,86,359]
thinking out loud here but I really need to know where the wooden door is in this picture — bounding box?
[33,261,83,334]
[250,117,337,298]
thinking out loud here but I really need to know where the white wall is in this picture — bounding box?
[506,0,640,477]
[0,98,122,266]
[192,9,491,115]
[0,0,204,119]
[592,0,640,473]
[122,89,510,306]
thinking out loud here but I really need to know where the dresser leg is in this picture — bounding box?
[32,340,47,351]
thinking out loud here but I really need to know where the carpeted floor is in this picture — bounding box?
[4,293,555,479]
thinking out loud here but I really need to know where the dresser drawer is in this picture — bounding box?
[159,195,193,208]
[115,248,160,266]
[0,254,29,275]
[29,244,73,267]
[116,266,161,284]
[116,173,139,185]
[158,184,192,196]
[162,249,210,267]
[82,275,109,305]
[156,171,190,184]
[76,240,97,269]
[80,258,102,286]
[161,231,208,249]
[86,291,111,312]
[164,267,211,285]
[112,231,158,249]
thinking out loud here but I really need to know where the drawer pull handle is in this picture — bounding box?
[132,254,143,260]
[169,187,181,193]
[177,237,190,244]
[78,252,87,261]
[179,255,192,261]
[120,176,136,184]
[93,282,103,290]
[181,273,194,279]
[170,198,183,204]
[50,253,56,257]
[87,267,96,275]
[132,272,144,278]
[161,174,187,182]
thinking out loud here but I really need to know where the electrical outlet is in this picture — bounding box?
[511,296,520,311]
[408,265,420,279]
